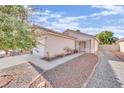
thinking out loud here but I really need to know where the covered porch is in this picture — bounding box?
[75,38,96,53]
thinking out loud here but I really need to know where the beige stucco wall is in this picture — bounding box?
[86,39,99,53]
[95,40,99,52]
[90,39,95,53]
[119,42,124,52]
[45,34,75,57]
[75,40,80,51]
[85,40,91,53]
[32,36,46,58]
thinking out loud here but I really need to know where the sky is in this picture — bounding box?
[28,5,124,38]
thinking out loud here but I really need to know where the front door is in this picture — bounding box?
[79,41,86,52]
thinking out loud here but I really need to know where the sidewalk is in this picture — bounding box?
[0,54,29,70]
[0,53,83,71]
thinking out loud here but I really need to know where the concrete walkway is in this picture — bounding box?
[0,53,83,71]
[0,54,30,70]
[29,53,83,71]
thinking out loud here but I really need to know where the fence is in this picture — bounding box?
[99,44,120,52]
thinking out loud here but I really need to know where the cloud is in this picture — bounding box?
[58,16,86,23]
[28,9,87,30]
[92,5,123,11]
[46,24,124,38]
[78,26,124,38]
[91,11,117,16]
[91,5,124,17]
[28,6,124,38]
[28,9,62,24]
[41,10,51,16]
[46,21,80,31]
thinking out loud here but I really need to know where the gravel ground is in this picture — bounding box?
[109,60,124,88]
[87,51,122,88]
[108,51,124,87]
[42,53,98,88]
[114,52,124,61]
[29,75,52,88]
[0,62,43,88]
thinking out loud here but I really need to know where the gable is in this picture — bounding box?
[31,25,76,40]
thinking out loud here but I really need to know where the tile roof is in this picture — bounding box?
[64,29,100,43]
[31,25,76,40]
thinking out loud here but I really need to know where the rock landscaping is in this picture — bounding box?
[87,51,122,88]
[28,75,52,88]
[0,75,14,88]
[0,62,43,88]
[42,53,98,88]
[0,53,98,88]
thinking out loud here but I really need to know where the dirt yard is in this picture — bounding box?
[0,62,43,88]
[42,53,98,88]
[0,53,98,88]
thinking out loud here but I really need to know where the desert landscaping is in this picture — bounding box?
[0,5,124,88]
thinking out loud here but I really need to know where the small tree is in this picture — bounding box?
[0,5,36,54]
[96,31,117,45]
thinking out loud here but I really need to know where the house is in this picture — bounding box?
[31,25,76,58]
[32,25,99,58]
[63,29,99,53]
[116,38,124,52]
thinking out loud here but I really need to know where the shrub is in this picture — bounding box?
[73,49,78,53]
[64,47,72,54]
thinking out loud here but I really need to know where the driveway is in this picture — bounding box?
[87,51,122,88]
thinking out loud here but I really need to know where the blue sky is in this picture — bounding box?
[28,5,124,38]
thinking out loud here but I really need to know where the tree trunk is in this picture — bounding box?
[5,51,9,56]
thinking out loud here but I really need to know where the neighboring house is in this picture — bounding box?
[32,25,76,58]
[32,25,99,58]
[63,29,99,53]
[116,38,124,52]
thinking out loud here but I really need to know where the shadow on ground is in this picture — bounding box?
[28,62,43,74]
